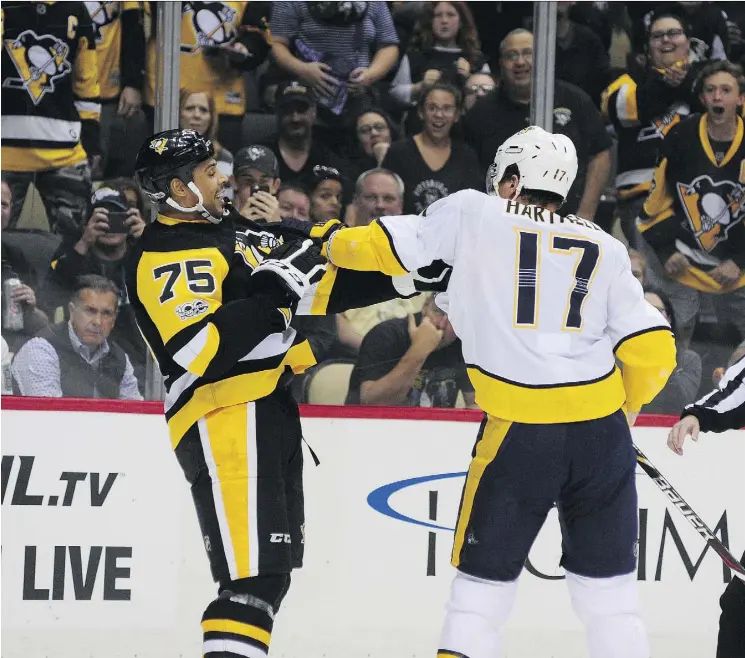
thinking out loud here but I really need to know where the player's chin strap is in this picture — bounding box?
[166,181,224,224]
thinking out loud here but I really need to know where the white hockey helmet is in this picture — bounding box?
[486,126,578,201]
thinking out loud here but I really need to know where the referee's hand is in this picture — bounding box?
[667,415,700,456]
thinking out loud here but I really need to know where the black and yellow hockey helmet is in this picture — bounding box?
[134,129,223,222]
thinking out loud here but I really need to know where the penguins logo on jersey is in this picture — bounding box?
[638,103,689,143]
[84,1,120,43]
[2,30,72,105]
[676,174,745,252]
[181,2,237,54]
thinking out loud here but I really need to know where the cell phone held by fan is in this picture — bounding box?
[251,183,271,197]
[106,212,130,234]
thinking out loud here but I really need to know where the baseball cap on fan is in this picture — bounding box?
[276,80,315,113]
[234,145,279,178]
[90,187,130,213]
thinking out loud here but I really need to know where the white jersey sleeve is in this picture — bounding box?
[327,190,479,274]
[379,190,479,269]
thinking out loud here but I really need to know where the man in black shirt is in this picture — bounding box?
[555,1,610,106]
[346,294,476,408]
[265,81,348,184]
[463,29,612,219]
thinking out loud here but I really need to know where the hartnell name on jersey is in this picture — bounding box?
[505,201,603,232]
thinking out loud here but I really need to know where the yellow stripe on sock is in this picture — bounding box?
[201,619,271,646]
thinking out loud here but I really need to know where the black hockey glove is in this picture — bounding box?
[251,238,327,301]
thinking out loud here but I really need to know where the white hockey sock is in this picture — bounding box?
[566,571,650,658]
[437,571,519,658]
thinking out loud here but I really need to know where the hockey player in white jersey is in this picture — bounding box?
[321,126,677,658]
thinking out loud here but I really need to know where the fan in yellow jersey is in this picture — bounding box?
[85,1,144,106]
[320,126,676,658]
[1,1,100,236]
[83,1,146,177]
[638,60,745,346]
[143,1,272,152]
[126,128,452,658]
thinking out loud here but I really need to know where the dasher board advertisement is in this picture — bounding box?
[2,400,743,658]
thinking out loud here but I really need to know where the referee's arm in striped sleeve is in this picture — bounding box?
[682,356,745,433]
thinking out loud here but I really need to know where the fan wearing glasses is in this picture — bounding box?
[627,4,730,67]
[351,108,398,173]
[463,73,496,112]
[382,82,481,215]
[602,11,708,249]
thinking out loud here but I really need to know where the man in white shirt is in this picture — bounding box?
[322,126,676,658]
[12,274,141,399]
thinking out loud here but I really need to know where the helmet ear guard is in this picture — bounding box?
[486,163,524,198]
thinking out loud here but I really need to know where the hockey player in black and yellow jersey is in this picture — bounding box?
[638,60,745,343]
[143,1,272,151]
[1,2,100,235]
[127,128,450,658]
[127,128,325,658]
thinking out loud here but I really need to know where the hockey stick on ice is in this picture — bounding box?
[634,445,745,582]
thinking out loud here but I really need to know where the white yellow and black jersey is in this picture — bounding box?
[84,1,145,101]
[126,210,449,446]
[326,190,677,423]
[601,64,704,201]
[126,212,308,447]
[639,113,745,292]
[144,1,271,117]
[1,1,101,171]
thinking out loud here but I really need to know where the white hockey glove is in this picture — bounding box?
[251,238,327,301]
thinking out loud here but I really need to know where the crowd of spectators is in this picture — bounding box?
[3,1,745,413]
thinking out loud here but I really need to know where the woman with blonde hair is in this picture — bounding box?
[179,90,234,180]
